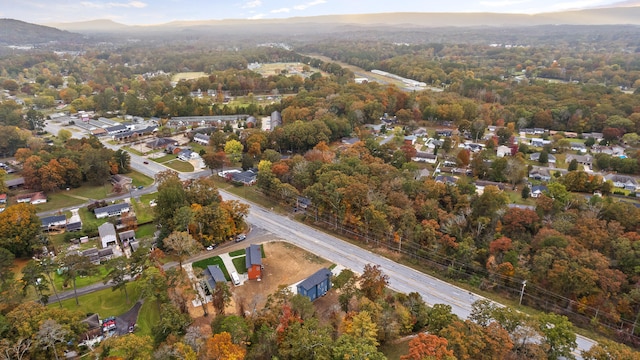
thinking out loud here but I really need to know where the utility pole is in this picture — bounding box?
[519,280,527,306]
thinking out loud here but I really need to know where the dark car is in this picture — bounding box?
[143,161,149,164]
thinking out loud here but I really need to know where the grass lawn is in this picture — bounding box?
[189,142,206,154]
[193,256,230,280]
[52,265,108,292]
[35,184,114,212]
[232,256,247,274]
[506,189,536,206]
[165,159,194,172]
[78,207,105,230]
[55,281,141,316]
[122,146,145,156]
[136,300,160,336]
[136,223,156,239]
[139,193,157,203]
[128,170,154,187]
[229,249,246,257]
[130,198,154,223]
[210,176,289,214]
[154,154,177,163]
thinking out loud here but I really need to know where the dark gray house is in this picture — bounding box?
[297,268,332,301]
[204,265,227,293]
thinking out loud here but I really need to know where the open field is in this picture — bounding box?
[172,72,207,82]
[251,62,322,77]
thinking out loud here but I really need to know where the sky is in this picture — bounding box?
[0,0,632,25]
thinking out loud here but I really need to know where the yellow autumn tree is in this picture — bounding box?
[204,332,246,360]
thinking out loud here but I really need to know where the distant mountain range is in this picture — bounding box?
[43,6,640,34]
[2,6,640,47]
[0,19,84,46]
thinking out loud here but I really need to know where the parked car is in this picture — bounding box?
[143,161,149,164]
[235,234,246,242]
[206,245,214,251]
[137,185,144,190]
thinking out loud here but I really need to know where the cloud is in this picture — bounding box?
[480,0,530,7]
[80,1,147,9]
[248,13,266,19]
[293,0,326,11]
[270,7,291,13]
[242,0,262,9]
[549,0,609,10]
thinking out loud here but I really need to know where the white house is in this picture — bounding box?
[570,143,587,153]
[193,133,210,145]
[530,152,556,164]
[178,149,199,161]
[98,222,118,248]
[604,174,640,191]
[530,185,548,198]
[412,152,437,164]
[94,203,130,219]
[496,145,511,158]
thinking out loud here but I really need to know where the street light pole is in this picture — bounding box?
[519,280,527,306]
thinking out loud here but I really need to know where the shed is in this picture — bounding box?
[297,268,332,301]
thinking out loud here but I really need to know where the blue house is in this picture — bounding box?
[297,268,332,301]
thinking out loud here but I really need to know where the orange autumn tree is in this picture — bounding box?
[205,332,246,360]
[401,333,455,360]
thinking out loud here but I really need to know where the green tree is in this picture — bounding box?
[38,257,62,308]
[538,313,577,360]
[212,281,232,315]
[103,256,131,303]
[163,231,202,268]
[21,259,49,305]
[0,247,14,286]
[568,158,578,171]
[426,304,458,335]
[279,317,333,360]
[224,139,244,163]
[60,252,95,305]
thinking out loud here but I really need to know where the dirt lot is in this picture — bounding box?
[187,239,333,323]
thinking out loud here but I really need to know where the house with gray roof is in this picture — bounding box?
[193,133,210,145]
[297,268,332,301]
[94,203,130,219]
[203,265,227,293]
[98,222,117,248]
[40,214,67,230]
[245,244,263,280]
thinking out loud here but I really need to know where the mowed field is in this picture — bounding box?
[172,72,207,82]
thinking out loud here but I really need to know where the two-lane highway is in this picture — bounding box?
[219,190,597,358]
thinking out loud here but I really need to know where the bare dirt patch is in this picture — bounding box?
[231,241,332,315]
[186,239,333,322]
